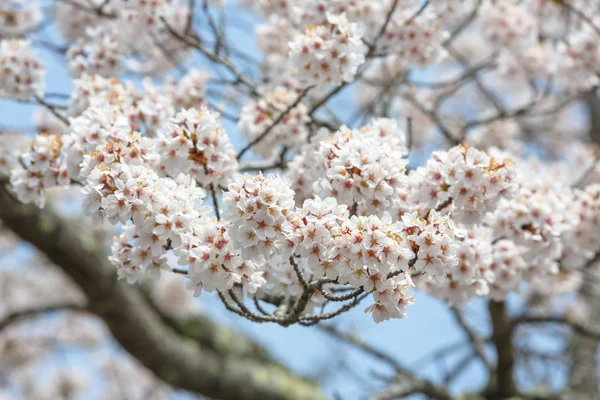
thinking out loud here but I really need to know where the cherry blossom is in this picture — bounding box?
[0,39,45,100]
[288,13,366,87]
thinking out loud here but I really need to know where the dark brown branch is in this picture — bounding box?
[0,303,85,332]
[488,300,516,399]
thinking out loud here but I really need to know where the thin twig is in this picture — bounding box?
[237,87,312,160]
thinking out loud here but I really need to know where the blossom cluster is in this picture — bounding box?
[313,119,408,213]
[402,145,516,225]
[181,219,266,296]
[10,134,69,207]
[0,0,42,37]
[561,185,600,269]
[165,68,211,110]
[68,74,174,134]
[222,173,296,262]
[156,107,238,186]
[286,128,329,205]
[489,170,572,257]
[52,0,108,41]
[380,8,448,70]
[55,0,191,76]
[483,159,575,298]
[480,1,538,50]
[238,87,310,157]
[67,26,123,78]
[0,133,27,177]
[288,13,367,87]
[326,210,464,322]
[0,39,45,100]
[285,197,465,322]
[80,127,158,224]
[418,226,492,305]
[74,122,264,296]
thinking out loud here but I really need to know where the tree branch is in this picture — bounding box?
[0,183,325,400]
[488,300,516,398]
[0,303,85,332]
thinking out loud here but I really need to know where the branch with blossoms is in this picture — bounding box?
[2,0,600,329]
[3,0,600,399]
[0,181,326,400]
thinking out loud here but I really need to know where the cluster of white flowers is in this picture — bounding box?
[488,239,529,300]
[555,24,600,92]
[180,219,266,297]
[71,115,262,295]
[404,211,464,276]
[363,273,414,323]
[335,215,414,281]
[340,210,464,322]
[284,193,468,322]
[403,145,516,225]
[480,1,538,50]
[80,130,157,223]
[68,74,119,117]
[110,225,169,284]
[67,26,123,78]
[165,68,211,110]
[254,2,384,89]
[286,128,329,205]
[156,107,238,185]
[489,175,572,257]
[293,0,384,36]
[561,185,600,269]
[0,40,44,100]
[52,0,110,41]
[222,173,296,262]
[289,195,349,270]
[480,161,576,298]
[288,13,366,87]
[486,238,562,301]
[10,134,70,207]
[56,0,190,76]
[313,119,408,214]
[63,108,130,179]
[238,87,310,157]
[0,0,42,36]
[418,226,492,305]
[0,133,27,177]
[428,0,477,27]
[290,197,419,323]
[380,9,448,70]
[116,0,191,75]
[68,74,173,135]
